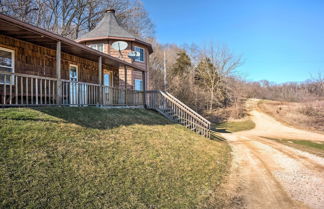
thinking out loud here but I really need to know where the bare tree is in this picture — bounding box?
[196,44,241,111]
[0,0,155,39]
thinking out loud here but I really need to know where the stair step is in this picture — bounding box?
[153,92,211,138]
[162,109,172,112]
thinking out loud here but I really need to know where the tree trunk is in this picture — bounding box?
[209,87,214,111]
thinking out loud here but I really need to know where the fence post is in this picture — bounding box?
[142,71,147,108]
[56,41,62,105]
[98,56,102,106]
[124,65,127,105]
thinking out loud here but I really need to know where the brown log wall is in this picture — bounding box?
[0,35,118,85]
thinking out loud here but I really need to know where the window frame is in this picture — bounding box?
[87,43,104,52]
[69,64,79,82]
[134,46,145,63]
[0,46,15,85]
[103,72,112,87]
[134,79,143,91]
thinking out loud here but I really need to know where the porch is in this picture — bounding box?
[0,13,211,138]
[0,71,144,107]
[0,13,147,107]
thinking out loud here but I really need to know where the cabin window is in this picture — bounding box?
[134,46,145,62]
[134,79,143,91]
[0,47,14,84]
[88,43,104,52]
[104,73,111,86]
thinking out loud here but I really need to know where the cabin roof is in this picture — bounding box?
[0,13,146,71]
[78,9,136,40]
[76,9,153,54]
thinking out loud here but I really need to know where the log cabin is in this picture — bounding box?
[0,10,152,107]
[0,10,212,137]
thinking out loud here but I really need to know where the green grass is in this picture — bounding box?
[0,107,230,208]
[264,137,324,157]
[214,120,256,133]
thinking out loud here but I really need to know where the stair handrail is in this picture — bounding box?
[146,90,211,137]
[162,91,211,125]
[157,91,211,129]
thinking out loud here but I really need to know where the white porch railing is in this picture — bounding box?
[0,71,57,106]
[0,72,144,107]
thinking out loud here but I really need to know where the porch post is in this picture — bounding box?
[98,56,102,106]
[124,65,127,105]
[142,71,147,108]
[56,41,62,105]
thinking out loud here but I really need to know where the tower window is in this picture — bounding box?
[88,43,104,52]
[134,46,145,62]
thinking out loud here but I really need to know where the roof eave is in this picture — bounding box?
[77,36,153,54]
[0,13,147,71]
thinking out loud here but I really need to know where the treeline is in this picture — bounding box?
[0,0,154,39]
[1,0,323,122]
[149,42,245,121]
[244,77,324,102]
[149,42,324,121]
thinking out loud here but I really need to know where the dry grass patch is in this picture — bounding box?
[214,120,255,133]
[258,100,324,133]
[264,137,324,157]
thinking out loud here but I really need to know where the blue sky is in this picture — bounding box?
[142,0,324,83]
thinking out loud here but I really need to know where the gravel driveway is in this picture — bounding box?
[222,100,324,209]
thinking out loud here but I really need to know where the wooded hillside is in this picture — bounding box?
[1,0,323,122]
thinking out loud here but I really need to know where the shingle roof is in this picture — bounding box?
[76,9,153,54]
[0,13,147,71]
[78,9,135,40]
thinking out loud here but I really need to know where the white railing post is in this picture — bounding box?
[142,71,146,107]
[124,65,127,105]
[98,56,102,106]
[56,41,62,105]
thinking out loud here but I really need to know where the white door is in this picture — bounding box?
[103,73,112,105]
[69,65,78,105]
[104,73,110,87]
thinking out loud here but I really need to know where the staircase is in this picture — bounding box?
[146,91,211,138]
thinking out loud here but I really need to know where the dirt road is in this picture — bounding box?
[222,100,324,209]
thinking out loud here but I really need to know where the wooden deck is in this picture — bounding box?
[0,72,144,107]
[0,72,211,138]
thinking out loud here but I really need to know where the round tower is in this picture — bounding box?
[76,9,153,90]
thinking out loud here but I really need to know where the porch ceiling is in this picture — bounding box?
[0,14,145,71]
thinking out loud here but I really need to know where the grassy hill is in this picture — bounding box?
[0,107,230,208]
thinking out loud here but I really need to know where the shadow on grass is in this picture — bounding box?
[213,128,232,134]
[210,134,227,141]
[35,107,175,130]
[0,107,174,130]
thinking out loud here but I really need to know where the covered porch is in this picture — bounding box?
[0,71,145,107]
[0,14,146,107]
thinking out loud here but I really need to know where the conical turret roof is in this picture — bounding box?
[78,9,136,40]
[76,9,153,53]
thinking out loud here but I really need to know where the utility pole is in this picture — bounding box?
[163,49,167,91]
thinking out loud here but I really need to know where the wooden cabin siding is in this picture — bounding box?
[0,35,118,84]
[0,35,56,77]
[81,40,149,90]
[118,67,134,89]
[133,70,143,81]
[107,40,133,63]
